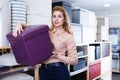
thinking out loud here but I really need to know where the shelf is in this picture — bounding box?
[70,67,88,76]
[89,42,112,80]
[78,55,88,58]
[0,66,35,76]
[112,70,120,73]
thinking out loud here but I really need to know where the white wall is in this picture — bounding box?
[0,0,11,47]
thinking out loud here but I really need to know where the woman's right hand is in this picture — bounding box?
[12,23,27,37]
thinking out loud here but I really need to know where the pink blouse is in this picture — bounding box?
[43,27,78,65]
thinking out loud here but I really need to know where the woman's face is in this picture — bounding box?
[52,11,64,28]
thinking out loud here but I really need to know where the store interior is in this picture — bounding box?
[0,0,120,80]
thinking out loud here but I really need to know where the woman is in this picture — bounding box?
[13,6,78,80]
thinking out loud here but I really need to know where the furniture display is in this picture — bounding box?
[72,8,96,26]
[89,42,112,80]
[70,23,82,44]
[0,1,113,80]
[69,44,89,80]
[67,42,111,80]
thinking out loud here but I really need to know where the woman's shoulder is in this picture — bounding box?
[64,31,73,39]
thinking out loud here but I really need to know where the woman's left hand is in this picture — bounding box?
[52,51,61,59]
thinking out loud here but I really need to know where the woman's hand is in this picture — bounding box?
[52,51,63,59]
[12,23,27,37]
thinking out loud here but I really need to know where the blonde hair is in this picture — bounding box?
[50,6,72,34]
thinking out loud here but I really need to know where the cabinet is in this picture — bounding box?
[67,44,89,80]
[67,42,111,80]
[70,23,82,44]
[89,42,112,80]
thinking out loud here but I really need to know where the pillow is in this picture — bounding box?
[0,73,34,80]
[0,53,19,66]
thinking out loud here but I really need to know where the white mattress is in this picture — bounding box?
[0,53,19,66]
[0,73,34,80]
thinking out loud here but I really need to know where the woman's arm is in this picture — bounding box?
[55,35,78,65]
[12,23,28,37]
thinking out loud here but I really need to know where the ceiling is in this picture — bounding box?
[52,0,120,17]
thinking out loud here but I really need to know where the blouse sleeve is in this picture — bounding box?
[59,35,78,65]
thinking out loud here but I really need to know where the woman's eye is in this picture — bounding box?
[52,15,56,18]
[58,15,62,18]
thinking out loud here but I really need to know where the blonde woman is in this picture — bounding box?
[13,6,78,80]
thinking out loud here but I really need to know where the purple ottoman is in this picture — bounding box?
[6,25,53,66]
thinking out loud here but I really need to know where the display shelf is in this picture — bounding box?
[0,65,34,75]
[70,67,88,76]
[89,42,112,80]
[71,71,87,80]
[68,44,89,79]
[112,70,120,73]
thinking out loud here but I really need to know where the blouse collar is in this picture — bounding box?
[51,27,65,35]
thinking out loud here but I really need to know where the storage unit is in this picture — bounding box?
[72,8,96,26]
[89,42,112,80]
[27,0,51,26]
[72,8,97,43]
[67,44,89,80]
[89,61,101,80]
[70,23,82,45]
[67,42,111,80]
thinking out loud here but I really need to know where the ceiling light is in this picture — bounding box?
[104,4,111,7]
